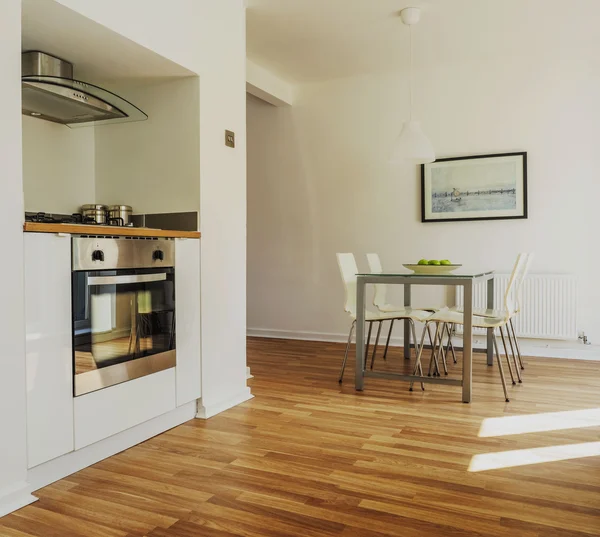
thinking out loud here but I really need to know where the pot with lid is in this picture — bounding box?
[107,205,132,226]
[81,204,108,224]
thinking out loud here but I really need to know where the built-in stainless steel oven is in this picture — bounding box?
[72,237,176,396]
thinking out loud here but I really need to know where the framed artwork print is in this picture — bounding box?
[421,152,528,223]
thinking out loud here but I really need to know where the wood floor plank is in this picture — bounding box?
[35,486,178,530]
[192,498,345,537]
[0,527,43,537]
[1,337,599,536]
[10,504,127,537]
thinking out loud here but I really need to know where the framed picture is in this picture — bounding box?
[421,152,528,223]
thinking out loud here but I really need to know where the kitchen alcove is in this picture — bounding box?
[21,0,201,224]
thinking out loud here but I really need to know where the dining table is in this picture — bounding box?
[354,268,496,403]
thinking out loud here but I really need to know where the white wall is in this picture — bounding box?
[23,76,200,216]
[95,77,200,214]
[22,116,96,214]
[0,0,36,517]
[247,22,600,347]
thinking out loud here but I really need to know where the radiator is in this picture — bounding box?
[455,274,577,340]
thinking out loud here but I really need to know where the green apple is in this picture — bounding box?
[428,260,440,266]
[417,259,428,265]
[440,259,452,265]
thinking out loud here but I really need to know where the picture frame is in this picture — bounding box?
[421,152,528,223]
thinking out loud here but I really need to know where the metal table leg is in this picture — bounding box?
[355,276,366,390]
[487,276,495,366]
[403,283,412,359]
[462,281,473,403]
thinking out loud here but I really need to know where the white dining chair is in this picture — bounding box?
[508,253,534,370]
[337,253,432,383]
[410,254,529,402]
[480,252,533,372]
[452,252,533,373]
[366,253,455,366]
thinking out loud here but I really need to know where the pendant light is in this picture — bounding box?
[390,7,435,165]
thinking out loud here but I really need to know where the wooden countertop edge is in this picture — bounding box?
[23,222,201,239]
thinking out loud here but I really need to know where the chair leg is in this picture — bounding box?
[446,323,458,364]
[427,323,442,377]
[364,321,373,373]
[431,322,448,376]
[500,325,521,383]
[493,331,510,402]
[370,321,384,370]
[426,323,436,376]
[410,321,430,391]
[409,320,424,391]
[437,323,449,376]
[432,323,443,376]
[498,326,516,385]
[382,319,395,361]
[409,320,418,360]
[506,320,522,376]
[442,323,450,364]
[509,318,525,370]
[338,321,356,383]
[417,360,425,390]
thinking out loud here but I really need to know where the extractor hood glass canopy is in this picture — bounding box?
[22,74,148,128]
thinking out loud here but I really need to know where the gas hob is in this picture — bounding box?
[25,212,133,227]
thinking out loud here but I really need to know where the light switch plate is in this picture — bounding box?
[225,130,235,148]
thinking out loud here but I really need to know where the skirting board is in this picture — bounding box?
[26,401,196,496]
[247,327,600,362]
[0,481,37,518]
[196,387,254,419]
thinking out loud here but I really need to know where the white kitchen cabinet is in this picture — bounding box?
[175,238,201,406]
[24,232,74,468]
[74,368,176,449]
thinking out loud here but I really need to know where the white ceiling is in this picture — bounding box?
[21,0,195,82]
[246,0,600,84]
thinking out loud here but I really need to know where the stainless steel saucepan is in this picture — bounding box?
[81,204,108,224]
[107,205,132,226]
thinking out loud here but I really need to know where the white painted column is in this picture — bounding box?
[196,2,253,418]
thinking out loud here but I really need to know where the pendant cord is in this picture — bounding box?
[409,24,413,121]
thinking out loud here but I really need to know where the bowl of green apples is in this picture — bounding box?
[403,259,462,274]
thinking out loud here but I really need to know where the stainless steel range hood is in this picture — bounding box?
[22,51,147,127]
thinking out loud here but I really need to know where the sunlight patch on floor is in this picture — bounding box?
[478,408,600,437]
[468,441,600,472]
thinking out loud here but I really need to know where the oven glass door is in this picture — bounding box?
[72,267,176,396]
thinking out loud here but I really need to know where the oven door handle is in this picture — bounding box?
[87,273,168,286]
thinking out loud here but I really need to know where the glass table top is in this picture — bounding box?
[357,268,495,279]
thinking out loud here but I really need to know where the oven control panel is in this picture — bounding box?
[72,237,175,271]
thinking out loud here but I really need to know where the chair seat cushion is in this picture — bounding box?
[428,307,507,328]
[353,309,433,322]
[364,307,433,322]
[450,305,516,318]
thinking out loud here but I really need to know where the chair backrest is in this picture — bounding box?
[514,252,534,313]
[366,253,387,309]
[337,253,359,316]
[502,253,527,316]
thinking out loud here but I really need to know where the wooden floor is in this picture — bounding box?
[2,337,600,537]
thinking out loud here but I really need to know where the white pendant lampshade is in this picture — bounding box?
[390,7,435,165]
[390,120,435,164]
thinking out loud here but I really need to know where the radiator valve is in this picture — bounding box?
[578,331,591,345]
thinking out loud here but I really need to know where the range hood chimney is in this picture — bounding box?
[21,51,147,128]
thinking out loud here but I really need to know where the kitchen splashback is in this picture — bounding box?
[130,211,198,232]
